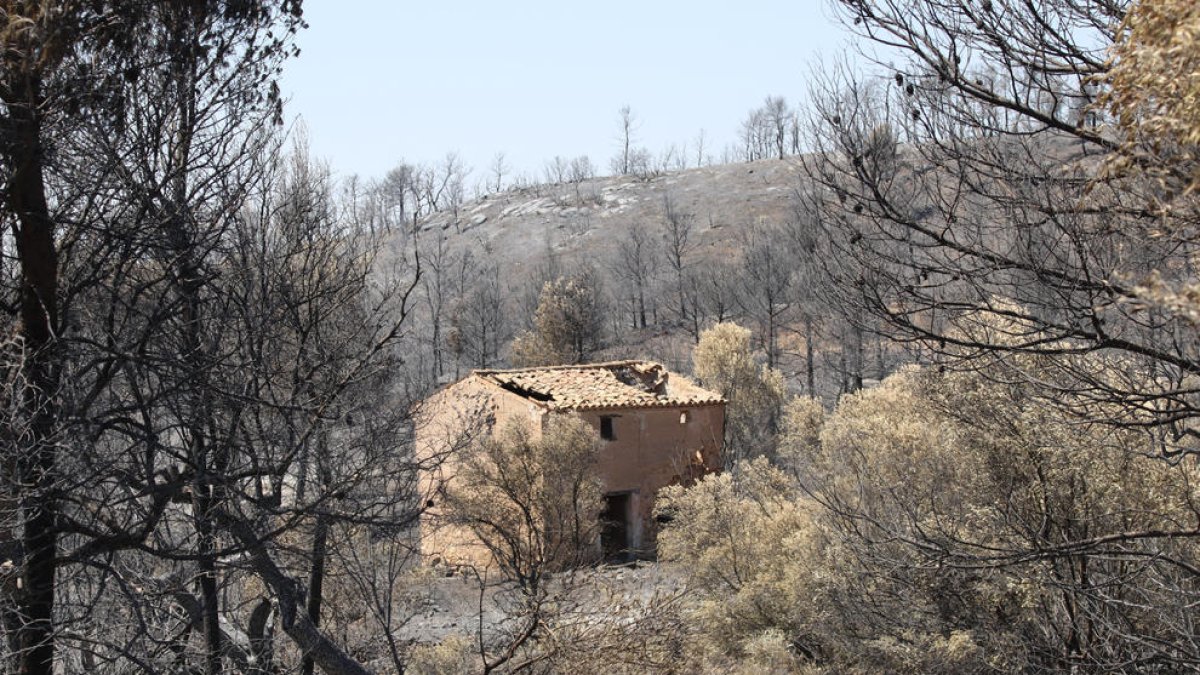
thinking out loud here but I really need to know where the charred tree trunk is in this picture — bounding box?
[247,599,275,675]
[167,6,224,669]
[849,323,863,392]
[804,317,816,396]
[301,449,332,675]
[194,489,223,675]
[300,515,329,675]
[766,310,778,369]
[227,519,372,675]
[5,71,62,675]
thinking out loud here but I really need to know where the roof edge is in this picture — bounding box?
[463,361,725,412]
[472,359,655,377]
[570,399,726,412]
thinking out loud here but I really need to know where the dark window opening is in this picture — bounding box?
[600,415,615,441]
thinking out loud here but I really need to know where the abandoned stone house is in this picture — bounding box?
[416,360,726,567]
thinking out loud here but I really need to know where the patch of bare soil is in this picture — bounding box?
[393,561,685,646]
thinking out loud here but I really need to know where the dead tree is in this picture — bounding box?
[3,3,426,672]
[736,223,793,370]
[611,225,658,330]
[660,194,698,331]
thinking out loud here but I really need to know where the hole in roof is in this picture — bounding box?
[499,381,553,402]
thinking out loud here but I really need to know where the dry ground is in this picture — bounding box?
[393,561,685,646]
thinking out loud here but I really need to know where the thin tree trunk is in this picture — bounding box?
[637,287,647,329]
[676,271,686,326]
[8,76,61,675]
[874,331,885,380]
[195,493,223,675]
[850,324,864,392]
[431,317,442,381]
[838,344,848,395]
[767,310,777,369]
[301,439,332,675]
[169,7,224,667]
[804,317,816,396]
[301,515,329,675]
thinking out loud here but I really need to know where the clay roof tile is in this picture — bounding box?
[471,360,724,411]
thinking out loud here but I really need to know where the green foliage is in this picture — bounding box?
[510,271,606,367]
[661,363,1200,672]
[774,395,824,476]
[657,459,825,668]
[692,322,788,465]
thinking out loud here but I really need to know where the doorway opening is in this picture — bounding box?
[600,492,632,562]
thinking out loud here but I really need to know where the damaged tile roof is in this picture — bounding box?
[474,360,725,411]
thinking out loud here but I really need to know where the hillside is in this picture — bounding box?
[392,154,906,403]
[417,157,807,270]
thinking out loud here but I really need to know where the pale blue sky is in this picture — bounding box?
[281,1,854,183]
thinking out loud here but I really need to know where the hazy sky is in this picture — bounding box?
[280,1,855,183]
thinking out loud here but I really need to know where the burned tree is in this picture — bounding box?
[611,224,658,330]
[796,0,1200,668]
[1,2,427,672]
